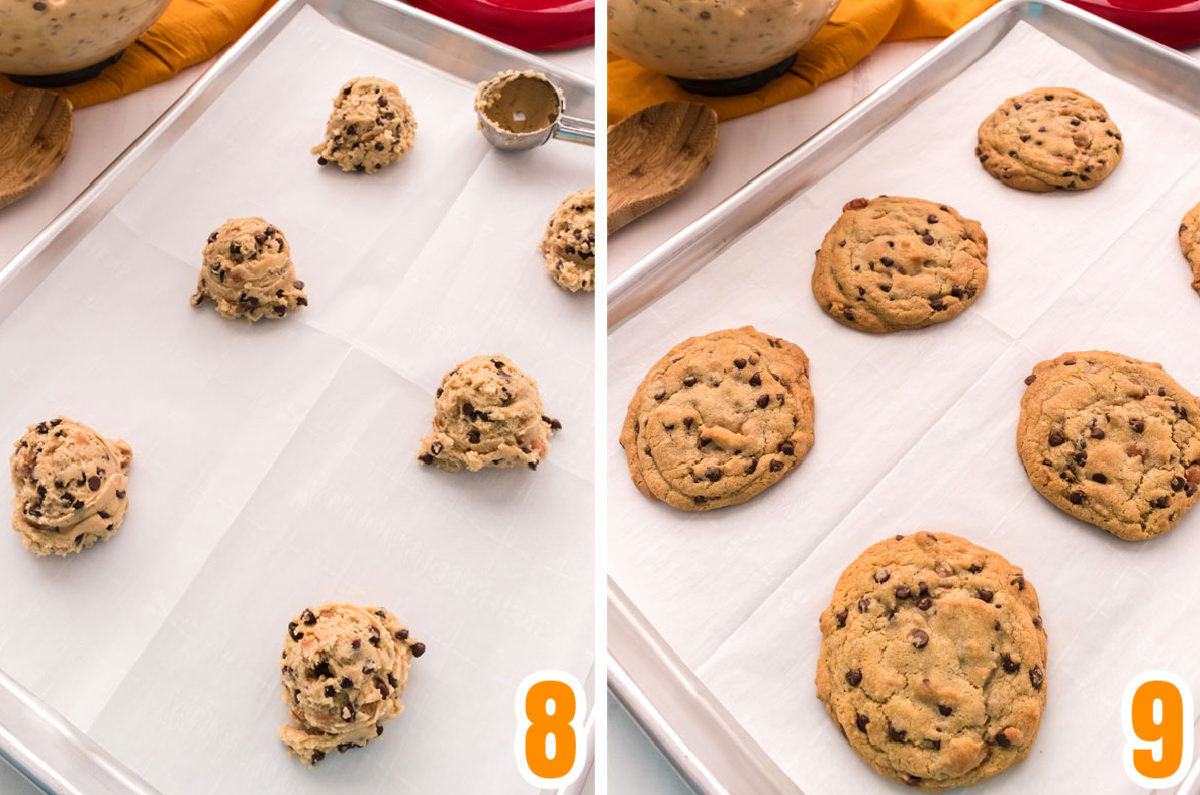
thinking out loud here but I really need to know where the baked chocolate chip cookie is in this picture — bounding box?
[817,532,1047,791]
[976,87,1122,192]
[279,603,425,766]
[812,196,988,334]
[619,326,814,511]
[1179,201,1200,295]
[1017,351,1200,541]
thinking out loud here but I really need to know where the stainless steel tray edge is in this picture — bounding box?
[0,1,596,792]
[606,0,1200,331]
[606,2,1200,793]
[608,579,800,795]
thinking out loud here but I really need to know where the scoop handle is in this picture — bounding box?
[553,115,595,146]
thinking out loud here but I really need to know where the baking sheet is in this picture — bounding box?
[0,7,593,793]
[608,21,1200,793]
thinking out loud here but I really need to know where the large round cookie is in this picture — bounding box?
[279,602,425,766]
[1017,351,1200,541]
[619,326,814,511]
[816,532,1047,791]
[976,87,1122,192]
[1179,201,1200,295]
[812,196,988,334]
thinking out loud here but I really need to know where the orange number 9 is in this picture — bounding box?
[1123,671,1193,788]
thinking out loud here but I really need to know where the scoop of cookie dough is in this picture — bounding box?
[279,602,425,766]
[620,326,815,511]
[817,532,1047,791]
[417,355,559,473]
[10,417,131,557]
[1179,201,1200,296]
[1017,350,1200,541]
[312,77,416,173]
[191,217,307,322]
[812,196,988,334]
[540,187,595,292]
[976,86,1122,192]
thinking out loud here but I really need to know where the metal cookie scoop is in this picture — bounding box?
[474,70,594,151]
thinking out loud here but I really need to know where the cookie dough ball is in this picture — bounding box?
[312,77,416,174]
[191,217,307,322]
[620,326,814,511]
[976,87,1122,192]
[10,417,131,557]
[817,532,1047,791]
[279,603,425,766]
[1017,350,1200,541]
[1179,201,1200,296]
[812,196,988,334]
[417,355,559,473]
[540,187,595,293]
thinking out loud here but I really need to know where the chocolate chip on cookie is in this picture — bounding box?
[976,87,1122,192]
[1017,351,1200,540]
[817,532,1047,791]
[619,326,814,511]
[811,196,988,334]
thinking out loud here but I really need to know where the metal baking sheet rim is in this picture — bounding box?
[0,1,595,793]
[606,3,1200,794]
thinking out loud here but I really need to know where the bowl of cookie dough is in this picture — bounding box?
[0,0,173,86]
[608,0,840,93]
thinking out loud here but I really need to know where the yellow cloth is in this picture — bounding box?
[0,0,277,109]
[608,0,998,125]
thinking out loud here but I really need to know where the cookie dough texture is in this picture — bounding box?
[620,326,814,511]
[191,217,307,322]
[976,86,1123,192]
[1179,201,1200,295]
[540,187,595,292]
[817,532,1047,791]
[417,355,560,473]
[812,196,988,334]
[279,603,425,766]
[10,418,131,556]
[1017,351,1200,541]
[313,77,416,173]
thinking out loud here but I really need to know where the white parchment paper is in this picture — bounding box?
[609,22,1200,793]
[0,7,593,793]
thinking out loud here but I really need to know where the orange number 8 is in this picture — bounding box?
[516,672,585,786]
[1123,671,1193,788]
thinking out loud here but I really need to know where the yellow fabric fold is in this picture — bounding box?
[0,0,277,109]
[608,0,998,125]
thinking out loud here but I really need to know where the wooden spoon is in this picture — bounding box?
[0,88,74,210]
[607,101,718,234]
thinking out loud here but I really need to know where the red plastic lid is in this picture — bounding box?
[1065,0,1200,48]
[408,0,594,51]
